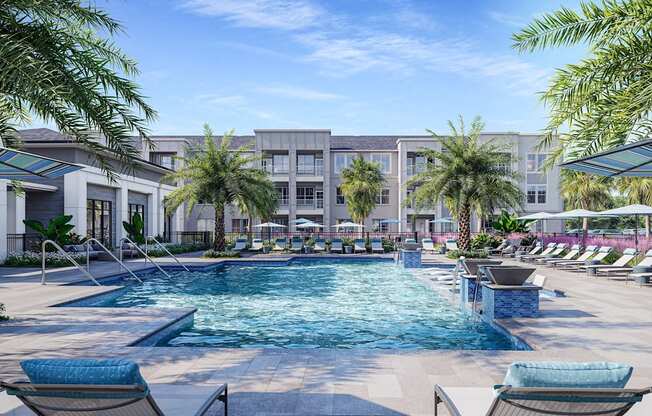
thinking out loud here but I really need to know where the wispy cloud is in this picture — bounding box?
[488,11,528,28]
[195,94,247,106]
[256,85,343,101]
[181,0,322,30]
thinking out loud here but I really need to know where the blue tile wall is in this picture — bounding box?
[401,249,421,268]
[461,276,483,304]
[482,285,540,321]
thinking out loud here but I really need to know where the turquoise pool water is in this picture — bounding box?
[103,260,516,350]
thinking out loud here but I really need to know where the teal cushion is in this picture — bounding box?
[21,359,147,387]
[503,362,632,388]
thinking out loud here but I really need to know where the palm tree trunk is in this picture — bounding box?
[458,204,471,251]
[582,217,589,243]
[214,204,225,251]
[646,216,650,239]
[248,214,253,242]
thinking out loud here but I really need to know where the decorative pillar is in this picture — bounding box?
[147,192,158,237]
[115,186,129,242]
[63,171,87,235]
[0,180,8,260]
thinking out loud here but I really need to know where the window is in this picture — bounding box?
[87,199,112,245]
[336,187,345,205]
[370,153,391,174]
[496,153,512,175]
[150,153,175,170]
[128,203,145,223]
[275,186,288,206]
[315,157,324,175]
[407,155,427,175]
[297,154,315,175]
[375,188,390,205]
[262,157,273,174]
[527,154,547,172]
[231,219,249,233]
[296,187,314,206]
[527,185,547,204]
[273,154,289,174]
[197,219,215,232]
[373,219,389,233]
[334,153,355,173]
[316,190,324,208]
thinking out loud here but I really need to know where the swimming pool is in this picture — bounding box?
[99,259,518,350]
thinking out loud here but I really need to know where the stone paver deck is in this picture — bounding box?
[1,253,652,415]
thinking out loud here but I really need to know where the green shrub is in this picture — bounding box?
[470,233,502,250]
[382,238,396,252]
[4,251,87,267]
[202,249,240,258]
[446,249,488,259]
[146,243,206,257]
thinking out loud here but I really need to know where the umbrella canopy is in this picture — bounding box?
[0,146,82,179]
[517,212,556,220]
[432,217,454,224]
[598,204,652,216]
[560,139,652,177]
[551,209,600,219]
[379,219,400,224]
[296,221,324,229]
[332,221,364,229]
[291,218,312,224]
[254,222,287,228]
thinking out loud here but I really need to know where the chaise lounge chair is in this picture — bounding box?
[273,238,287,251]
[539,244,581,265]
[290,237,304,253]
[232,238,247,252]
[599,249,652,277]
[249,238,263,252]
[445,239,458,251]
[520,243,557,262]
[371,238,384,253]
[434,361,651,416]
[422,238,435,252]
[548,245,597,267]
[1,358,228,416]
[354,238,367,253]
[580,248,638,274]
[529,243,567,263]
[515,243,542,260]
[330,238,343,253]
[313,238,326,253]
[560,246,612,271]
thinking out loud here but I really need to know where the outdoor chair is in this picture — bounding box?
[598,249,652,277]
[422,238,436,252]
[1,358,228,416]
[353,238,367,253]
[445,239,458,251]
[290,237,304,253]
[371,238,384,253]
[528,243,567,263]
[405,238,417,245]
[313,238,326,252]
[120,242,139,258]
[434,361,650,416]
[515,243,542,260]
[488,239,509,255]
[249,238,263,252]
[549,245,598,267]
[560,246,613,271]
[520,243,557,262]
[272,238,287,251]
[232,238,247,252]
[539,244,581,264]
[330,238,343,253]
[581,248,638,274]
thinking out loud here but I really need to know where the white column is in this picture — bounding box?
[0,180,8,260]
[64,171,88,235]
[115,186,129,242]
[174,205,184,233]
[15,191,25,234]
[147,192,158,237]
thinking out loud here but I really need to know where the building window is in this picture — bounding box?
[527,154,547,172]
[262,157,273,174]
[334,153,355,174]
[273,154,289,174]
[496,153,512,175]
[407,155,427,176]
[296,187,315,207]
[297,154,315,175]
[197,219,215,232]
[375,188,390,205]
[527,185,547,204]
[150,153,175,170]
[276,186,288,206]
[128,203,145,224]
[231,219,249,233]
[87,199,112,245]
[370,153,391,174]
[336,187,345,205]
[372,219,389,233]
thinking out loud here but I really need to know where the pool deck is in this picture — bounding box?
[1,253,652,415]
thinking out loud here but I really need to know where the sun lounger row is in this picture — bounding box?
[234,237,386,253]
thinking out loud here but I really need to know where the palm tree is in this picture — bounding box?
[0,0,156,179]
[513,0,652,162]
[406,116,523,251]
[235,187,278,241]
[164,125,277,251]
[560,170,612,235]
[339,156,385,227]
[617,177,652,236]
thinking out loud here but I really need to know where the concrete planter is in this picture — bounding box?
[485,267,535,286]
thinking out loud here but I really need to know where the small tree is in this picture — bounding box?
[24,214,77,246]
[122,212,145,244]
[560,170,612,237]
[339,156,385,227]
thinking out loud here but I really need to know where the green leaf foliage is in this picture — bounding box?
[339,156,385,225]
[492,210,533,234]
[122,212,145,244]
[23,214,76,246]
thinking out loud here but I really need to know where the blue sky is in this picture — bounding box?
[92,0,585,136]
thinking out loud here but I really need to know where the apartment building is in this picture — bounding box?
[147,129,564,234]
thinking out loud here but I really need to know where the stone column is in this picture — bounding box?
[288,148,297,231]
[63,171,88,235]
[147,192,158,237]
[0,180,8,260]
[115,186,129,242]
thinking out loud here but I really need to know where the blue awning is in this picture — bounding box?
[0,147,82,179]
[560,139,652,177]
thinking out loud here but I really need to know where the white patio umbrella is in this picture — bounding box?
[598,204,652,250]
[291,218,312,224]
[332,221,364,229]
[254,222,287,240]
[518,212,555,243]
[551,209,601,242]
[295,221,324,229]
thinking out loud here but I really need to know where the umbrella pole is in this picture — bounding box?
[635,214,639,251]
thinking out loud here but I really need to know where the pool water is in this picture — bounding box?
[103,260,517,350]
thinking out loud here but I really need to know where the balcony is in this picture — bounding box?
[296,164,324,176]
[277,198,289,207]
[407,164,426,176]
[296,198,324,211]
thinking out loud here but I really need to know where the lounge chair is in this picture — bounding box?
[1,358,228,416]
[371,238,384,253]
[422,238,435,252]
[273,238,287,251]
[249,238,263,252]
[600,249,652,277]
[405,238,417,245]
[232,238,247,252]
[539,244,581,264]
[528,243,567,263]
[330,238,343,253]
[445,239,458,251]
[313,238,326,252]
[580,248,637,274]
[354,238,366,253]
[520,243,557,262]
[434,361,651,416]
[290,237,304,253]
[489,240,509,255]
[560,246,613,270]
[549,245,598,267]
[515,243,542,260]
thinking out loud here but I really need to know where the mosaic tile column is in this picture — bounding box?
[401,249,421,268]
[481,284,541,322]
[461,276,483,304]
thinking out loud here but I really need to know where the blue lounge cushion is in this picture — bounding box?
[21,359,147,387]
[502,362,633,389]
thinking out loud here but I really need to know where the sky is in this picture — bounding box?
[73,0,586,136]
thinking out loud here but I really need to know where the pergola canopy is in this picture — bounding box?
[560,139,652,177]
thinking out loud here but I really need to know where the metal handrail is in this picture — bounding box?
[84,238,142,283]
[41,240,101,286]
[118,237,170,277]
[145,236,189,271]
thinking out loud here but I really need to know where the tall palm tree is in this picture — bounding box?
[339,156,385,226]
[406,116,523,251]
[617,177,652,236]
[560,170,612,235]
[0,0,156,179]
[513,0,652,162]
[235,187,278,241]
[164,125,277,251]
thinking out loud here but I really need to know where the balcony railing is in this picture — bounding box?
[407,164,426,176]
[296,199,324,210]
[277,198,289,207]
[297,164,324,176]
[7,233,42,253]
